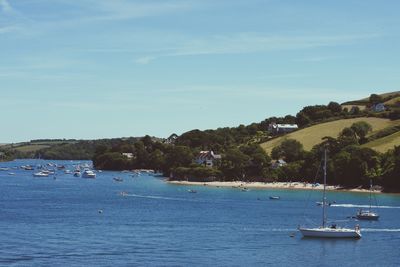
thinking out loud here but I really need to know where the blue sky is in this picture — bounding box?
[1,0,399,143]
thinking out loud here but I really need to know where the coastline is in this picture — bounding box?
[167,180,382,193]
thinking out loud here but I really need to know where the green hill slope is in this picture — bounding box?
[260,117,400,154]
[362,131,400,153]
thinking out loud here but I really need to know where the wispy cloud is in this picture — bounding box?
[86,0,195,21]
[0,0,12,13]
[296,56,338,62]
[0,25,19,34]
[133,32,380,63]
[135,56,156,65]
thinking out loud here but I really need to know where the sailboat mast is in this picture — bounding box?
[322,149,327,228]
[369,179,372,212]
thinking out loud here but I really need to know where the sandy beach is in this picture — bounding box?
[167,180,381,193]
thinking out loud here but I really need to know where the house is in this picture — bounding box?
[371,103,386,113]
[164,133,178,144]
[195,151,222,167]
[271,159,287,169]
[268,123,298,135]
[122,153,134,159]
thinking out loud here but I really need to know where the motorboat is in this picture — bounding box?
[33,171,49,177]
[113,177,123,182]
[73,170,81,177]
[82,170,96,179]
[269,196,280,200]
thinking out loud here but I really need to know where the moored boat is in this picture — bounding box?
[33,171,49,177]
[299,149,361,239]
[356,180,379,220]
[82,170,96,179]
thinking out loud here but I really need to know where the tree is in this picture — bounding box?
[271,139,304,162]
[382,146,400,192]
[295,112,311,127]
[149,149,165,171]
[351,106,361,115]
[220,148,250,181]
[351,121,372,144]
[332,146,380,187]
[369,94,383,105]
[327,101,342,114]
[164,146,193,176]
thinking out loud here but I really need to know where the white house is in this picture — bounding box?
[122,153,134,159]
[268,123,298,135]
[195,151,222,167]
[371,103,386,113]
[271,159,287,169]
[164,133,178,144]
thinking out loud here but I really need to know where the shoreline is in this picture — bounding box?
[166,180,382,193]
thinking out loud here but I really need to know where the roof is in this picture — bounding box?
[276,124,298,128]
[197,151,221,160]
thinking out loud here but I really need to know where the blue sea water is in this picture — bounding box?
[1,159,400,266]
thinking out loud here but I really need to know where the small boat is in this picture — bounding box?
[33,171,49,177]
[0,167,10,171]
[188,189,197,193]
[356,210,379,220]
[82,170,96,179]
[113,177,123,182]
[73,170,81,177]
[316,201,334,206]
[299,149,361,239]
[57,165,66,170]
[21,165,34,170]
[269,196,280,200]
[356,180,379,220]
[64,170,71,174]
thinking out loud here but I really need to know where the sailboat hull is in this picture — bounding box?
[356,212,379,220]
[299,227,361,238]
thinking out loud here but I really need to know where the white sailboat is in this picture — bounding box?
[299,149,361,238]
[356,180,379,220]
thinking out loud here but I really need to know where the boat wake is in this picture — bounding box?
[331,204,400,209]
[122,193,197,202]
[363,228,400,232]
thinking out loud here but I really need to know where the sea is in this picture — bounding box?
[0,159,399,266]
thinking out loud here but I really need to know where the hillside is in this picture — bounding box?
[260,117,400,154]
[0,140,78,153]
[342,91,400,107]
[362,131,400,153]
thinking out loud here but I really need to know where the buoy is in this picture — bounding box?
[98,209,103,214]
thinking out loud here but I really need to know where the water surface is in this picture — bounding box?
[1,159,399,266]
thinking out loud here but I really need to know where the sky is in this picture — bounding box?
[1,0,399,143]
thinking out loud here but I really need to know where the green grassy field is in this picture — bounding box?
[260,117,400,154]
[363,131,400,153]
[341,104,367,111]
[13,144,52,153]
[0,140,77,153]
[384,96,400,106]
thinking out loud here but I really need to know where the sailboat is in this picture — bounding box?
[299,149,361,238]
[356,180,379,220]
